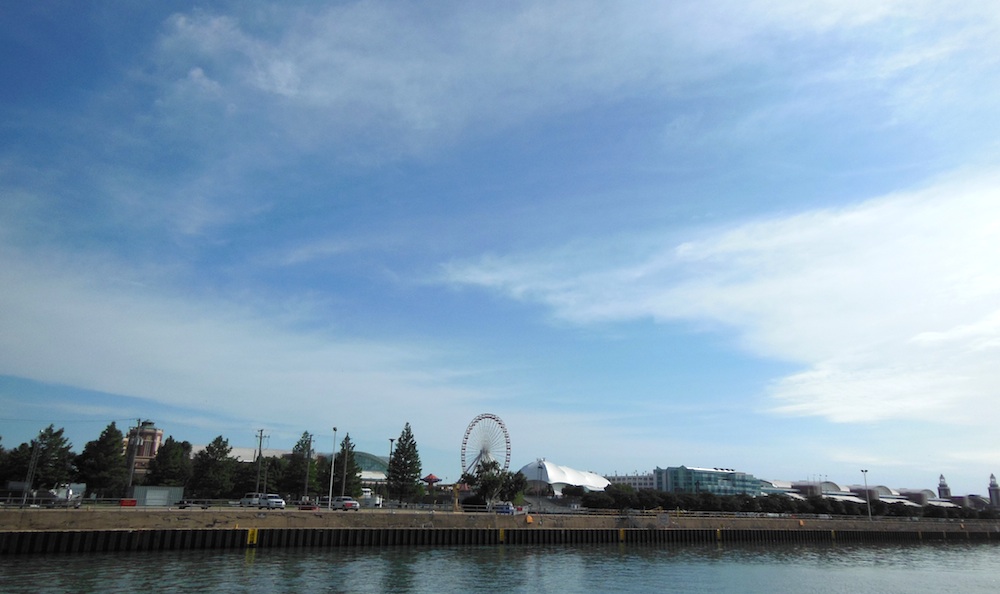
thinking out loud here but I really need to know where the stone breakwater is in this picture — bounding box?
[2,509,999,555]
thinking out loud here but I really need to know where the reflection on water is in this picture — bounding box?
[2,543,999,593]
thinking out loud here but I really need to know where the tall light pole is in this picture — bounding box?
[387,438,395,503]
[861,469,872,521]
[537,458,545,505]
[328,427,337,509]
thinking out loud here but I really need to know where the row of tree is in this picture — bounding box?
[0,421,428,502]
[460,459,527,507]
[576,484,999,520]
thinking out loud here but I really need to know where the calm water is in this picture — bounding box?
[2,543,999,593]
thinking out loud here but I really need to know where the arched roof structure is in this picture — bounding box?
[353,451,388,473]
[517,460,610,495]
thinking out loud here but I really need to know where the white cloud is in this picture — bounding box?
[442,171,1000,425]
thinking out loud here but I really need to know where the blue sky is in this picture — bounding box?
[2,1,1000,494]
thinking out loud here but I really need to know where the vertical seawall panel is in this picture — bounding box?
[2,525,999,554]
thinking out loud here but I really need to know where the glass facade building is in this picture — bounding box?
[654,466,763,496]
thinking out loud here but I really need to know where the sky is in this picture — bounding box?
[2,1,1000,495]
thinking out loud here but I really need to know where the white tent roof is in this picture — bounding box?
[517,460,610,494]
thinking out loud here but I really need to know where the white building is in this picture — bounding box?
[605,472,655,491]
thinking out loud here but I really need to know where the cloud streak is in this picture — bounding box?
[442,172,1000,424]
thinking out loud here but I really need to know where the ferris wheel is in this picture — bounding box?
[461,413,511,475]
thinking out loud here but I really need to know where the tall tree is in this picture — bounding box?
[332,433,363,498]
[145,436,193,488]
[75,422,128,497]
[387,423,422,503]
[189,436,235,498]
[32,425,75,488]
[281,431,318,500]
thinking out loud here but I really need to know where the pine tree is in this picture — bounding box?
[332,433,363,498]
[281,431,318,500]
[33,425,76,488]
[190,435,235,498]
[75,422,128,497]
[145,436,193,488]
[387,423,422,503]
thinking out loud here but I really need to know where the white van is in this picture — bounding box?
[239,492,265,507]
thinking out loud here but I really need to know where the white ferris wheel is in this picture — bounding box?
[460,413,511,475]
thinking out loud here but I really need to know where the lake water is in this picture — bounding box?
[2,542,998,593]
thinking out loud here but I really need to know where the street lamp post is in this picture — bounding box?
[328,427,337,509]
[537,458,545,506]
[862,469,872,521]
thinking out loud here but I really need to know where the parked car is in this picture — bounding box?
[331,496,360,511]
[261,494,286,509]
[239,492,265,507]
[297,500,320,510]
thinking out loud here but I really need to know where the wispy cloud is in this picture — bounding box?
[442,172,1000,425]
[0,239,499,445]
[145,2,996,158]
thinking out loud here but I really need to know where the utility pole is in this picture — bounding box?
[20,440,41,507]
[254,429,267,495]
[327,427,337,509]
[125,419,142,495]
[386,438,395,503]
[340,433,349,497]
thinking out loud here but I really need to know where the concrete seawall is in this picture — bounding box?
[2,509,998,555]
